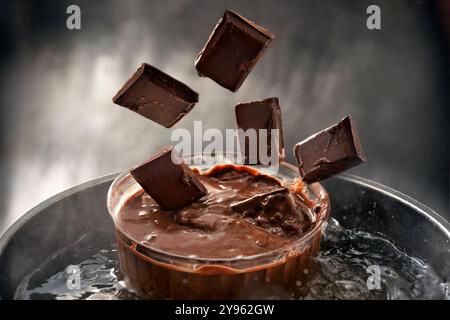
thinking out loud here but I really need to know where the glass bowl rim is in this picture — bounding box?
[106,153,330,266]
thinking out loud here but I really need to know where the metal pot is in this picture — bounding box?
[0,173,449,299]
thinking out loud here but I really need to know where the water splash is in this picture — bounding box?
[15,219,448,300]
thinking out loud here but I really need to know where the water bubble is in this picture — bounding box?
[15,221,447,300]
[145,232,157,241]
[138,210,148,217]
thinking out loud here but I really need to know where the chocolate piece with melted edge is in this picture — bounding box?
[113,63,198,128]
[231,187,288,214]
[195,9,275,92]
[235,97,285,164]
[231,187,310,235]
[130,146,207,210]
[294,115,366,183]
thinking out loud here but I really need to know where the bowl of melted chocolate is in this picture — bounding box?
[107,154,329,299]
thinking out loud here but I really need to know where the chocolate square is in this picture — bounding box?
[235,97,285,164]
[195,9,275,92]
[113,63,198,128]
[294,115,366,183]
[130,146,207,210]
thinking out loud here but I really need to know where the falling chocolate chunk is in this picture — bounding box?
[112,63,198,128]
[294,115,366,183]
[130,146,207,210]
[235,97,285,165]
[195,9,275,92]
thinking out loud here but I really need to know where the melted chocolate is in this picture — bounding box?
[118,165,315,259]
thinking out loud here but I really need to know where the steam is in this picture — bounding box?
[1,0,448,233]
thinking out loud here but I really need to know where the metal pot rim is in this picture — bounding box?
[1,172,449,256]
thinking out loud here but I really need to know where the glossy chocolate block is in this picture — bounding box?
[294,115,366,183]
[195,9,275,92]
[235,97,285,164]
[113,63,198,128]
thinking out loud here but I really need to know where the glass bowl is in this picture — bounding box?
[107,154,330,299]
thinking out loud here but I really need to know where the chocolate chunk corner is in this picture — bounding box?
[112,63,198,128]
[195,9,275,92]
[235,97,285,164]
[130,146,207,210]
[294,115,366,183]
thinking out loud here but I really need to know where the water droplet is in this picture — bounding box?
[145,232,157,241]
[138,210,148,217]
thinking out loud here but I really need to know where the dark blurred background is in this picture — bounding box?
[0,0,448,234]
